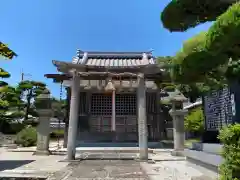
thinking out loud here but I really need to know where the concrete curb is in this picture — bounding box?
[0,170,48,179]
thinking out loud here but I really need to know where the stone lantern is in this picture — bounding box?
[33,89,52,156]
[169,93,188,156]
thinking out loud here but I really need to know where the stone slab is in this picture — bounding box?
[48,160,149,180]
[149,152,185,161]
[184,149,222,172]
[78,152,138,160]
[141,160,217,180]
[202,143,222,155]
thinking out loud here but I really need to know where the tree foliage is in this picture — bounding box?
[167,2,240,87]
[157,54,226,102]
[205,2,240,59]
[0,41,17,59]
[50,97,66,120]
[16,81,47,121]
[184,107,204,133]
[161,0,235,32]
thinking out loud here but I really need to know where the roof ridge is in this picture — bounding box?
[76,49,153,56]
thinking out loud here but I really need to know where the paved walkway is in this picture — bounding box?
[0,147,68,178]
[0,147,218,179]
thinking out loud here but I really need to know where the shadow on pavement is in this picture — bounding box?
[0,160,34,171]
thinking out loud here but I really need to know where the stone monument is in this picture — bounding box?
[169,93,188,156]
[33,89,52,156]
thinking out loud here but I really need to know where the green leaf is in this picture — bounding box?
[184,107,204,133]
[0,68,10,78]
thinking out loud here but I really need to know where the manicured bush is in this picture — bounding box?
[161,0,232,32]
[15,126,37,147]
[218,124,240,180]
[50,129,64,139]
[205,2,240,57]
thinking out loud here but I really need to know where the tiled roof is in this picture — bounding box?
[72,50,156,67]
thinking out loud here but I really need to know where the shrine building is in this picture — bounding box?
[45,49,166,160]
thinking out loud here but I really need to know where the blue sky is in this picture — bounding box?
[1,0,212,98]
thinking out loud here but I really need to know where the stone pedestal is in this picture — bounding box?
[169,109,188,156]
[34,109,52,156]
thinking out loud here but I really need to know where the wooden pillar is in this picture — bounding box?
[111,90,116,131]
[66,73,80,160]
[137,73,148,160]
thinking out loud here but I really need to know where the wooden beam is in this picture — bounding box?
[45,71,163,82]
[77,71,139,77]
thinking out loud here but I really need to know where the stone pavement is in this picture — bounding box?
[48,160,149,180]
[0,147,68,178]
[141,159,218,180]
[0,147,218,179]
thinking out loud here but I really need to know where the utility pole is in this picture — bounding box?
[21,69,32,81]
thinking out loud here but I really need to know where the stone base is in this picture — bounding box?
[33,150,52,156]
[171,150,185,157]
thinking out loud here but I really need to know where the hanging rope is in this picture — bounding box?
[57,81,63,149]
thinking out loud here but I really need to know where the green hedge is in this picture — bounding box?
[15,126,37,147]
[218,124,240,179]
[184,107,204,134]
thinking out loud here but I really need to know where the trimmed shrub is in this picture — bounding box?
[218,124,240,180]
[15,126,37,147]
[161,0,232,32]
[50,129,64,139]
[205,2,240,57]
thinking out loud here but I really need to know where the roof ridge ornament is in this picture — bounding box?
[105,79,115,92]
[79,52,88,64]
[148,48,154,54]
[142,53,149,65]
